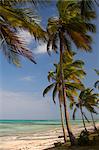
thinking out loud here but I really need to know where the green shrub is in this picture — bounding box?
[78,130,89,146]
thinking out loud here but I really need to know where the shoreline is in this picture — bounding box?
[0,123,99,150]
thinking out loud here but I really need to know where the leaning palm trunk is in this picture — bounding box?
[80,105,87,132]
[59,30,76,145]
[59,92,67,143]
[63,87,76,145]
[90,112,98,131]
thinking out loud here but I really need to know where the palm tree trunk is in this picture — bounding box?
[63,87,76,145]
[80,105,87,132]
[90,112,97,131]
[59,93,67,143]
[59,30,76,145]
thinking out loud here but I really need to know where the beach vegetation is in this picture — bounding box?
[46,0,97,145]
[43,51,86,143]
[0,0,99,149]
[71,88,99,132]
[0,0,46,66]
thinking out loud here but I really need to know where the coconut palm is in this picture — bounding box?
[43,73,67,142]
[0,0,46,66]
[46,0,96,145]
[43,51,85,143]
[72,88,99,132]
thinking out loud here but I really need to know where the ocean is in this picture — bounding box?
[0,120,99,137]
[0,120,99,150]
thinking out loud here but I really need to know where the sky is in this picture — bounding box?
[0,2,99,120]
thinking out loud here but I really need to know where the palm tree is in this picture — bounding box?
[46,0,96,145]
[43,72,67,143]
[72,88,99,132]
[71,99,89,132]
[0,0,46,66]
[43,51,85,143]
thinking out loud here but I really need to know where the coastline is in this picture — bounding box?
[0,122,99,150]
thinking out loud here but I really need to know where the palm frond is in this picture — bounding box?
[52,84,58,104]
[47,71,56,82]
[72,107,77,120]
[82,112,90,123]
[79,0,96,17]
[65,82,85,91]
[72,60,85,68]
[0,5,47,41]
[68,31,92,51]
[94,69,99,75]
[0,23,36,65]
[47,17,59,54]
[94,80,99,89]
[43,83,55,97]
[84,23,96,33]
[66,90,75,102]
[79,88,99,116]
[0,0,46,7]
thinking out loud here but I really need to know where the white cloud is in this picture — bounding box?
[34,43,47,54]
[18,30,52,55]
[18,30,33,44]
[20,76,33,81]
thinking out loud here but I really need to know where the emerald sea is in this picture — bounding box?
[0,120,99,137]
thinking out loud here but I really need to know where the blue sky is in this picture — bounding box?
[0,2,99,120]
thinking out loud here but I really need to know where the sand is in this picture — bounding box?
[0,123,99,150]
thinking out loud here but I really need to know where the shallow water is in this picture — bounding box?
[0,120,99,137]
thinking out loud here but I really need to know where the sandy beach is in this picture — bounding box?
[0,123,99,150]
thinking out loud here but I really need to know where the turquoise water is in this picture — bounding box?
[0,120,98,137]
[0,120,61,136]
[0,119,85,125]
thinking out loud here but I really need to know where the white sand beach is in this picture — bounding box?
[0,123,99,150]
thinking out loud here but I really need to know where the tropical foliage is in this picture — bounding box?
[0,0,46,66]
[46,0,97,145]
[47,1,96,54]
[43,51,86,103]
[43,51,86,142]
[71,88,99,131]
[0,0,99,146]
